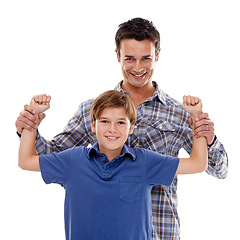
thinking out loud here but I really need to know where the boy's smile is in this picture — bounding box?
[91,107,134,161]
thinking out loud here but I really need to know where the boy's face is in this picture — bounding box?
[91,107,134,158]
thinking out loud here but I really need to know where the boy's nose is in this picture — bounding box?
[108,123,117,132]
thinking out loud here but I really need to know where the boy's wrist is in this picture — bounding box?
[190,111,203,123]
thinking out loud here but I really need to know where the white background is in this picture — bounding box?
[1,0,239,239]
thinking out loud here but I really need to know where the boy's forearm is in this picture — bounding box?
[190,117,208,172]
[18,129,40,171]
[191,135,208,171]
[18,95,50,171]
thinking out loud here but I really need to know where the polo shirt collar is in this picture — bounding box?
[114,80,167,105]
[88,142,136,161]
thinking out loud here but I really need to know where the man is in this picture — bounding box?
[16,18,228,239]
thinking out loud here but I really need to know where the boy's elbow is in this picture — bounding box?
[197,158,208,173]
[18,156,29,171]
[202,162,208,172]
[18,159,26,170]
[18,155,40,172]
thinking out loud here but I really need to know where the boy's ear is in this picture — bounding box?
[91,122,96,133]
[129,124,134,135]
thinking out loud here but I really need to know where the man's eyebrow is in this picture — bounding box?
[142,55,152,58]
[124,55,152,58]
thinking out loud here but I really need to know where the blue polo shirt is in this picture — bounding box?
[39,143,179,240]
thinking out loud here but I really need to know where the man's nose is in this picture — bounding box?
[133,60,144,73]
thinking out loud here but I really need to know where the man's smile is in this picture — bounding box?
[130,71,147,78]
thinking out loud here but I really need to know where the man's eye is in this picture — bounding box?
[142,57,151,62]
[118,121,125,125]
[125,58,134,62]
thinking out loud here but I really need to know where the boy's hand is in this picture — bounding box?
[30,94,51,114]
[182,95,203,120]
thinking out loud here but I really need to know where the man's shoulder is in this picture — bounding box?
[159,89,182,107]
[72,98,96,119]
[79,98,96,110]
[159,89,190,116]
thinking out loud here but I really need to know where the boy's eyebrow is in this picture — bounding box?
[98,117,128,121]
[118,118,128,121]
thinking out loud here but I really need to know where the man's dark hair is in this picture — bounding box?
[115,18,160,57]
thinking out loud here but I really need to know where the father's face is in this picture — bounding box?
[116,39,160,89]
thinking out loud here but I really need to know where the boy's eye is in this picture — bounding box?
[101,120,108,124]
[118,121,125,125]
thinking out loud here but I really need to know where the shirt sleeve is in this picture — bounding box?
[35,100,95,155]
[143,149,179,187]
[182,132,228,179]
[39,148,73,186]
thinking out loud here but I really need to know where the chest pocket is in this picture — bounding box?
[119,177,142,203]
[145,119,175,154]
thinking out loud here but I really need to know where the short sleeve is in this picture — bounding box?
[39,148,73,186]
[144,149,179,186]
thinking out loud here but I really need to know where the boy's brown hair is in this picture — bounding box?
[90,90,136,126]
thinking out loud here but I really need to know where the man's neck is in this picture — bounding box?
[121,80,156,109]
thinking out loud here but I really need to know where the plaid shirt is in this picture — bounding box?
[36,81,228,239]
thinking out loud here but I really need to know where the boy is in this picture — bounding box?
[18,90,207,240]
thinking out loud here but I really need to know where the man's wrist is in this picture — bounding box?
[208,135,217,147]
[17,131,22,138]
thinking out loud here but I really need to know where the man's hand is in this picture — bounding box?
[189,113,215,146]
[182,95,203,120]
[15,94,50,134]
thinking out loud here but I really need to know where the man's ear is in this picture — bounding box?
[115,48,120,62]
[91,122,96,133]
[155,48,161,61]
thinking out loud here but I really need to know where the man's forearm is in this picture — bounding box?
[207,138,228,179]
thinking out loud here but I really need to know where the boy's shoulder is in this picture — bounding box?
[133,147,177,162]
[130,147,161,160]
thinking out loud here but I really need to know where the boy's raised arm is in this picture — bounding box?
[18,95,51,171]
[176,95,208,175]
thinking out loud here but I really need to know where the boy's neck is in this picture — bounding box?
[98,145,123,162]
